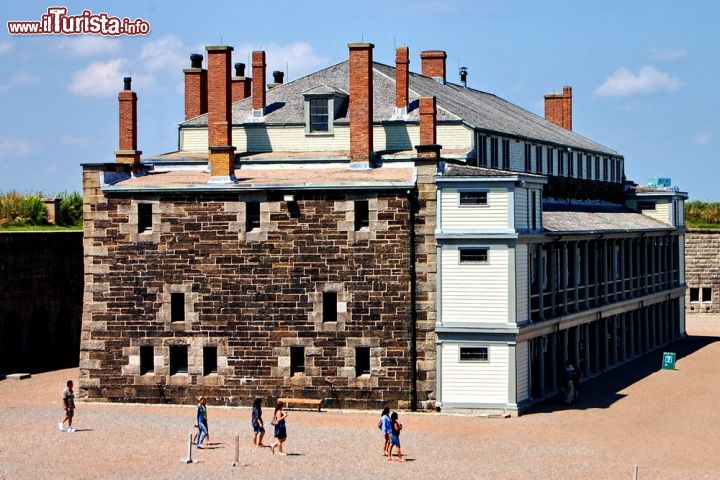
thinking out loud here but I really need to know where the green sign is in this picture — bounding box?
[662,352,676,370]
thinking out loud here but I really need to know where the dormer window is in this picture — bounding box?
[304,87,347,136]
[309,98,329,133]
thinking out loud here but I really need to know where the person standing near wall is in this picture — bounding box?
[270,401,288,455]
[194,396,208,448]
[58,380,76,432]
[251,398,266,447]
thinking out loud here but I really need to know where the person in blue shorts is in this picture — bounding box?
[270,401,288,455]
[387,411,405,462]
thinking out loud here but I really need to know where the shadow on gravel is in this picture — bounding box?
[524,334,719,415]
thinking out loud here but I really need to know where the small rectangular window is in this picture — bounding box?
[140,346,154,375]
[203,346,218,375]
[290,346,305,376]
[577,153,584,178]
[170,346,188,375]
[568,151,574,176]
[689,288,699,302]
[459,248,488,263]
[702,287,712,302]
[459,191,487,206]
[535,145,542,173]
[356,347,371,376]
[138,203,152,233]
[558,150,565,176]
[354,200,369,231]
[309,98,329,132]
[170,292,185,322]
[524,144,531,172]
[460,347,489,361]
[546,147,553,175]
[531,191,537,230]
[323,292,338,322]
[246,202,261,231]
[478,135,487,167]
[490,137,499,168]
[502,139,510,169]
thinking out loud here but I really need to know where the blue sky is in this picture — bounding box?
[2,1,719,200]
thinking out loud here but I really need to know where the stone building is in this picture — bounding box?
[80,41,686,414]
[685,230,720,314]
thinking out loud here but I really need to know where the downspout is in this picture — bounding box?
[407,188,418,411]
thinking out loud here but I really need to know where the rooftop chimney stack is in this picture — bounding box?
[395,46,409,116]
[183,53,207,120]
[416,96,441,160]
[420,50,447,84]
[459,66,468,87]
[206,45,236,182]
[251,51,266,117]
[268,70,284,89]
[544,85,573,131]
[115,77,141,166]
[348,42,374,166]
[231,62,252,102]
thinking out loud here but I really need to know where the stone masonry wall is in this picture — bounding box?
[0,231,83,373]
[685,230,720,313]
[80,173,417,409]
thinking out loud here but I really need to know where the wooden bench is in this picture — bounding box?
[278,397,322,412]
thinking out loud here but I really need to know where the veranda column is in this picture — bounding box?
[602,317,609,370]
[582,323,591,375]
[583,240,590,309]
[537,244,545,320]
[550,334,558,392]
[550,245,557,317]
[620,239,627,300]
[593,320,601,374]
[538,337,546,397]
[561,242,568,314]
[611,315,618,365]
[642,237,649,294]
[602,239,609,304]
[572,242,580,312]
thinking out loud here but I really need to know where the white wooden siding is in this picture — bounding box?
[644,202,671,225]
[514,188,528,231]
[440,342,509,404]
[437,124,473,150]
[181,129,208,152]
[440,188,511,231]
[515,245,529,324]
[516,341,529,402]
[441,245,510,324]
[380,124,417,151]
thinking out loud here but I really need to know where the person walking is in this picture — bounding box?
[270,401,288,455]
[194,396,208,449]
[58,380,76,432]
[251,398,266,447]
[387,412,405,462]
[378,406,392,456]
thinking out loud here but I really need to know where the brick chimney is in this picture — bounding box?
[231,62,251,102]
[183,53,207,120]
[395,46,409,116]
[348,42,374,165]
[115,77,141,165]
[416,96,441,160]
[251,51,266,117]
[544,86,572,131]
[420,50,447,84]
[206,46,236,181]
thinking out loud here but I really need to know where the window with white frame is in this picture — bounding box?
[459,346,489,361]
[459,247,488,263]
[459,191,488,206]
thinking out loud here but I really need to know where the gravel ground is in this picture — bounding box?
[1,315,719,480]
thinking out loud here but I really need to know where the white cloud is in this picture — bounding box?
[694,133,712,146]
[233,42,329,81]
[11,71,41,87]
[595,65,682,97]
[648,48,687,61]
[60,134,94,146]
[56,36,121,56]
[67,58,127,97]
[0,42,12,55]
[0,136,37,158]
[138,34,186,72]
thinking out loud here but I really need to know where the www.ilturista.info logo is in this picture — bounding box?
[7,7,150,35]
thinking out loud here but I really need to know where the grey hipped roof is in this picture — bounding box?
[182,60,619,156]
